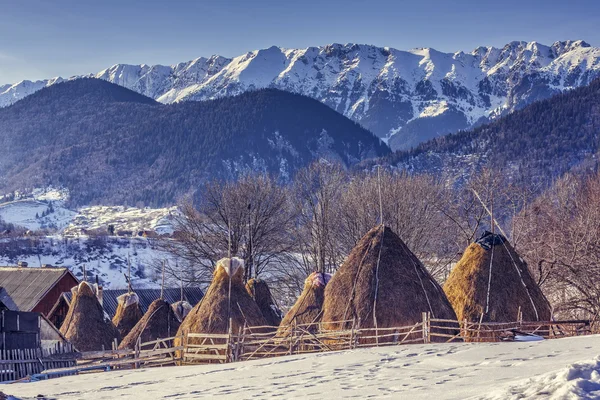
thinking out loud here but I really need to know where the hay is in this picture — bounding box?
[443,232,552,325]
[277,272,330,336]
[119,298,181,350]
[60,282,121,351]
[175,258,267,347]
[322,225,457,343]
[171,300,193,322]
[246,278,282,328]
[112,292,143,338]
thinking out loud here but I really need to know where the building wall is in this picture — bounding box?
[32,273,79,317]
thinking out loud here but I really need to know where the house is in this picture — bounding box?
[48,287,204,329]
[0,266,79,317]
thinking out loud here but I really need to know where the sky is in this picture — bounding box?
[1,0,599,84]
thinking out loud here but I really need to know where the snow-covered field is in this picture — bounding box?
[8,335,600,399]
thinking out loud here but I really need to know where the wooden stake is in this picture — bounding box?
[161,260,165,300]
[127,254,131,293]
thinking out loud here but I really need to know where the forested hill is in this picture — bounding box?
[383,77,600,186]
[0,78,389,206]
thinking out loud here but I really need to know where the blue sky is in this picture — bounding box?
[1,0,599,84]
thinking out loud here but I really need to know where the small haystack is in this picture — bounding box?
[277,272,330,336]
[175,258,267,343]
[119,298,181,350]
[112,292,143,338]
[171,300,193,322]
[246,278,282,328]
[322,225,457,342]
[443,231,552,324]
[60,281,121,351]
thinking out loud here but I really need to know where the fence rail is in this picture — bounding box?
[11,315,593,382]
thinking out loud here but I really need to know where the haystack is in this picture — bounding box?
[175,258,267,344]
[171,300,193,322]
[246,278,282,328]
[60,281,121,351]
[119,298,181,350]
[277,272,330,336]
[322,225,458,342]
[112,292,143,338]
[443,231,552,324]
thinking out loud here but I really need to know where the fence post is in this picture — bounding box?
[135,336,141,369]
[227,317,233,363]
[350,318,356,350]
[422,312,430,344]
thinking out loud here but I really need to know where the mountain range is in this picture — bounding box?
[2,40,599,151]
[0,79,388,206]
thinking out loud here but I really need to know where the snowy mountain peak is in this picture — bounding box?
[2,40,600,150]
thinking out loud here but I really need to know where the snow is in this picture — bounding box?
[0,200,76,231]
[7,335,600,399]
[0,236,172,289]
[217,257,244,277]
[64,205,178,236]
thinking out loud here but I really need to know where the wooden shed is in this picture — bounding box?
[0,266,79,317]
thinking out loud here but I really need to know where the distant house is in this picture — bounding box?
[0,266,79,317]
[48,287,204,329]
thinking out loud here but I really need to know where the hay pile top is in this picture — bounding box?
[216,257,244,278]
[171,300,193,322]
[113,292,143,338]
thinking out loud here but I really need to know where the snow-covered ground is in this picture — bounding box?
[7,335,600,399]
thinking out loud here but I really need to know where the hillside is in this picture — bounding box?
[384,77,600,186]
[0,79,389,205]
[2,40,599,150]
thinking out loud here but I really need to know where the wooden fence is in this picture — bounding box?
[0,342,77,382]
[17,316,594,381]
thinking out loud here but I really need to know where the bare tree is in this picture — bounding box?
[159,174,295,285]
[514,172,600,320]
[293,162,347,274]
[338,169,458,279]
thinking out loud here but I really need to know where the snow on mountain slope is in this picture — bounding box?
[8,335,600,399]
[0,77,63,108]
[2,40,600,150]
[63,205,179,236]
[0,200,76,231]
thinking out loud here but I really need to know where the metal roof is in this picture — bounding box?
[63,287,204,319]
[0,267,73,311]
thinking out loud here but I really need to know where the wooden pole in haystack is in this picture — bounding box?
[161,260,165,300]
[127,254,132,293]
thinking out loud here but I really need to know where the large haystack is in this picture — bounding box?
[322,225,457,342]
[119,298,181,350]
[246,278,282,328]
[175,258,267,343]
[277,272,330,336]
[60,282,121,351]
[112,292,143,338]
[443,231,552,324]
